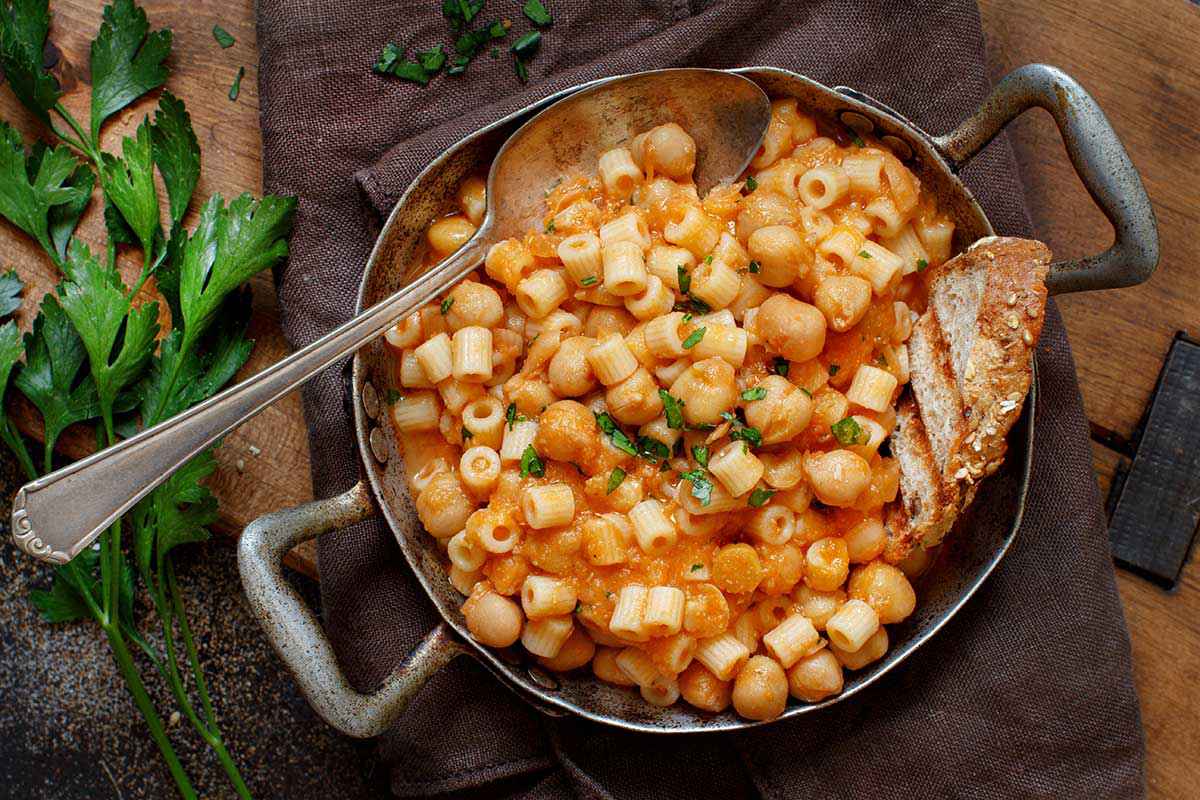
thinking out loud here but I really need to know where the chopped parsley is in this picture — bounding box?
[440,296,454,315]
[681,326,706,350]
[748,260,761,274]
[748,487,775,508]
[831,416,869,445]
[690,563,704,573]
[677,265,691,295]
[659,390,685,429]
[828,364,840,377]
[520,445,545,477]
[606,467,626,494]
[852,134,866,147]
[523,0,553,26]
[580,275,598,287]
[505,402,520,430]
[680,469,713,507]
[741,387,767,402]
[745,175,758,192]
[544,219,556,233]
[917,258,928,272]
[596,412,638,456]
[443,0,485,29]
[682,313,693,323]
[704,254,713,264]
[511,30,541,82]
[691,445,709,468]
[800,387,812,398]
[417,44,448,73]
[228,66,245,101]
[212,25,235,48]
[461,426,473,440]
[772,356,789,377]
[722,410,762,448]
[858,250,871,259]
[637,436,671,463]
[385,388,403,404]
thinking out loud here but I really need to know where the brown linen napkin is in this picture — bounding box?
[256,1,1147,796]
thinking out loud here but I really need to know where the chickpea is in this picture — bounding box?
[678,662,733,712]
[444,280,504,331]
[684,583,731,638]
[743,375,813,445]
[755,294,827,363]
[736,190,800,241]
[538,628,596,672]
[831,626,888,670]
[713,543,764,594]
[462,588,523,647]
[605,367,663,425]
[756,542,805,596]
[415,471,475,539]
[641,123,697,180]
[787,649,843,702]
[809,388,850,435]
[427,215,477,257]
[813,275,872,332]
[583,306,637,338]
[670,357,738,426]
[457,176,487,226]
[747,225,812,288]
[804,450,872,507]
[732,656,788,720]
[844,518,887,563]
[535,400,599,465]
[804,536,850,592]
[547,336,598,397]
[792,585,846,631]
[848,561,916,624]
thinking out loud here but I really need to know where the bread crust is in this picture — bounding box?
[884,237,1051,562]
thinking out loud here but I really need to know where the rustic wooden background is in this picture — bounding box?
[0,1,1196,796]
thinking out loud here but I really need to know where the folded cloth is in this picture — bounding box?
[255,1,1146,796]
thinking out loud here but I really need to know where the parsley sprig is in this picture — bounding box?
[0,3,295,796]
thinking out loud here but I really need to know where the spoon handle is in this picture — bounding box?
[11,240,487,565]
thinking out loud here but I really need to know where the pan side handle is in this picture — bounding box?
[238,481,466,738]
[933,63,1159,295]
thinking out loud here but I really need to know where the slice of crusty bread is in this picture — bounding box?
[884,236,1051,563]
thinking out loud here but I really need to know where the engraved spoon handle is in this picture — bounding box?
[12,242,485,564]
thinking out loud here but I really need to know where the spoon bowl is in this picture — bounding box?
[11,68,771,565]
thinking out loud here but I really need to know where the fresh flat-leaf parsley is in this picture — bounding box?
[741,387,767,402]
[523,0,553,26]
[511,30,540,82]
[748,487,775,507]
[150,92,200,228]
[680,468,713,507]
[658,389,685,429]
[99,119,160,258]
[828,364,840,376]
[580,275,597,287]
[606,467,626,494]
[417,44,447,73]
[744,175,758,192]
[386,388,403,404]
[0,0,61,121]
[748,260,760,274]
[520,444,545,478]
[440,296,454,315]
[0,123,89,267]
[677,265,691,295]
[691,445,708,468]
[637,436,670,464]
[89,0,172,145]
[506,402,519,429]
[772,356,789,377]
[681,326,706,350]
[917,258,928,272]
[690,563,704,573]
[211,24,235,48]
[228,66,244,100]
[0,271,23,318]
[831,416,869,445]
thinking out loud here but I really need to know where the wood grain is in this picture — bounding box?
[1,1,1197,795]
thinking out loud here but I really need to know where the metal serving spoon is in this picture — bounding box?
[11,68,771,565]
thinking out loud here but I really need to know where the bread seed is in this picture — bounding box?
[1006,315,1020,329]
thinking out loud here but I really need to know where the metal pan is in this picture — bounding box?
[239,64,1158,737]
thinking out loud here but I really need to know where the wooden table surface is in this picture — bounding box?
[1,1,1196,796]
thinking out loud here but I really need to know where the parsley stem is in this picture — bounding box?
[52,102,101,164]
[1,419,37,481]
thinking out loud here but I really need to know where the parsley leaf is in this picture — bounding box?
[134,450,217,576]
[729,424,762,448]
[417,44,447,73]
[520,444,545,478]
[741,387,767,402]
[228,65,244,101]
[595,411,637,456]
[0,0,61,122]
[690,563,704,573]
[89,0,172,146]
[852,134,866,148]
[386,388,402,404]
[606,467,625,494]
[637,436,670,463]
[745,175,757,192]
[691,444,708,468]
[677,265,691,295]
[442,0,485,29]
[658,389,685,429]
[0,122,89,264]
[177,192,297,351]
[211,24,235,48]
[748,487,775,507]
[682,326,706,350]
[99,118,161,258]
[13,294,102,467]
[374,42,403,74]
[523,0,553,26]
[917,258,928,272]
[151,92,200,227]
[680,468,713,507]
[29,547,100,623]
[831,416,869,445]
[748,260,760,274]
[0,270,23,317]
[828,364,840,376]
[580,275,597,287]
[511,30,540,82]
[858,250,871,259]
[0,319,34,478]
[57,240,160,417]
[440,296,454,315]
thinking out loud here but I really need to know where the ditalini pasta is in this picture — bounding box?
[389,99,955,721]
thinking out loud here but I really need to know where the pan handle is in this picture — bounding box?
[932,63,1158,295]
[238,481,467,738]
